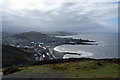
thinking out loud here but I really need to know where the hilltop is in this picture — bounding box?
[12,31,77,40]
[13,31,48,40]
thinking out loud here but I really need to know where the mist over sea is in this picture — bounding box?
[55,33,118,59]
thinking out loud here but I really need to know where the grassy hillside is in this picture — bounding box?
[42,59,119,78]
[2,45,35,68]
[3,58,120,78]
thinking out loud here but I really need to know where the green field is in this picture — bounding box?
[3,59,120,78]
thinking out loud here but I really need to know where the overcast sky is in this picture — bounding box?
[1,0,119,33]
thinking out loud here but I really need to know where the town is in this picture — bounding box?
[2,33,97,62]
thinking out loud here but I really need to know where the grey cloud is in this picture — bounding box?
[2,2,117,33]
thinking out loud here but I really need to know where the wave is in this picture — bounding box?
[54,46,93,59]
[94,41,110,46]
[63,51,93,59]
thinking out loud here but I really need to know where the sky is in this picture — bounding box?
[1,0,119,33]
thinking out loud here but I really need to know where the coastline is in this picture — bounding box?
[48,44,93,59]
[43,33,118,60]
[48,45,65,59]
[46,36,98,59]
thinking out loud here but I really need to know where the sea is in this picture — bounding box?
[54,33,119,59]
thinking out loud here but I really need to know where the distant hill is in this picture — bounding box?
[9,31,77,43]
[44,31,77,36]
[13,31,48,39]
[12,31,50,42]
[2,45,35,68]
